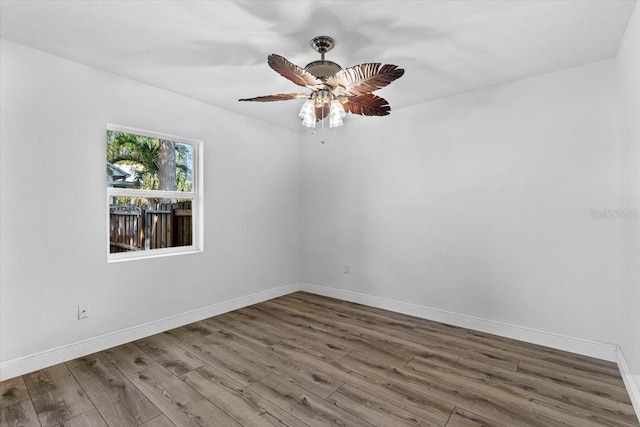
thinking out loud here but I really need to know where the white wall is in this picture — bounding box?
[0,41,301,372]
[616,2,640,382]
[301,58,620,346]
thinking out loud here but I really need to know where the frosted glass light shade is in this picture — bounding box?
[299,100,316,128]
[329,99,346,128]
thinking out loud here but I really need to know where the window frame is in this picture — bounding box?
[106,123,204,262]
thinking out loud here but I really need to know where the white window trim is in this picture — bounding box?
[106,124,204,263]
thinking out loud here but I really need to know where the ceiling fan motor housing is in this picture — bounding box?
[305,60,342,79]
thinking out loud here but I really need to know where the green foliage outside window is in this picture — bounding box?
[107,130,193,192]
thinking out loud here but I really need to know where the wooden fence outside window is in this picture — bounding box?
[109,201,192,253]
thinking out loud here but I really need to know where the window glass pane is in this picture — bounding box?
[106,130,193,192]
[109,197,193,254]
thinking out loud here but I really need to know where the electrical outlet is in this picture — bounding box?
[78,304,89,320]
[344,264,350,274]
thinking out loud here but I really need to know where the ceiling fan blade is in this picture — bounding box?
[238,93,309,102]
[268,54,325,90]
[343,94,391,116]
[327,64,404,96]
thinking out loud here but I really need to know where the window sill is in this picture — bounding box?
[107,246,203,263]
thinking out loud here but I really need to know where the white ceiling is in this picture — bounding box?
[1,0,636,131]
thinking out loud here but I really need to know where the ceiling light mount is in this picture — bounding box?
[310,36,335,56]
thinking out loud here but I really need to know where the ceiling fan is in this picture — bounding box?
[239,36,404,129]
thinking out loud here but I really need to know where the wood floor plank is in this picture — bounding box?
[207,331,342,398]
[515,354,626,389]
[271,339,455,425]
[412,327,520,371]
[204,328,344,399]
[139,415,176,427]
[205,313,281,347]
[467,329,621,371]
[416,325,623,385]
[162,327,271,386]
[452,356,638,426]
[327,384,440,427]
[102,342,158,377]
[260,299,413,364]
[517,360,633,402]
[61,409,108,427]
[0,399,40,427]
[285,292,470,336]
[183,364,309,427]
[66,353,161,426]
[239,305,354,359]
[135,334,205,377]
[275,301,464,367]
[128,364,242,427]
[279,293,418,325]
[0,376,29,409]
[272,295,420,335]
[23,363,95,427]
[249,373,374,427]
[406,352,631,427]
[179,321,221,337]
[445,407,507,427]
[463,329,625,386]
[282,293,455,343]
[281,292,418,328]
[221,309,302,344]
[343,350,565,426]
[249,302,360,357]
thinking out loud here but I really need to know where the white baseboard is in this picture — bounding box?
[618,348,640,422]
[0,282,301,381]
[299,282,619,362]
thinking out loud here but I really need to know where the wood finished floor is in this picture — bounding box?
[1,292,638,427]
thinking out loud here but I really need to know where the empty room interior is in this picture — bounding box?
[1,1,639,426]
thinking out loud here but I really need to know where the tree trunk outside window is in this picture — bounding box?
[158,139,176,191]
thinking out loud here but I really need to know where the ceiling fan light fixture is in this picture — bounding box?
[329,99,346,128]
[313,90,332,107]
[299,99,316,128]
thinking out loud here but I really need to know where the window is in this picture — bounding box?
[106,124,203,261]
